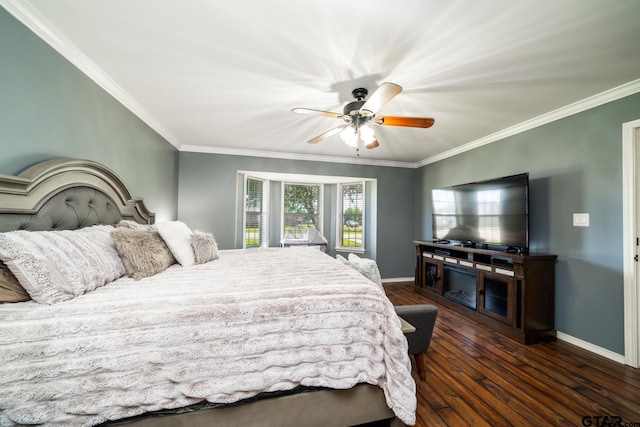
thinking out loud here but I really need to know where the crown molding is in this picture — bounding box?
[417,78,640,167]
[1,0,182,148]
[179,144,418,168]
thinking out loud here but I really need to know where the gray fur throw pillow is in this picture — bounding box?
[191,231,219,264]
[111,229,176,280]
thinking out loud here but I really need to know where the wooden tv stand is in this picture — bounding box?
[414,240,557,344]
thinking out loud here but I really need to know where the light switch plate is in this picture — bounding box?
[573,213,590,227]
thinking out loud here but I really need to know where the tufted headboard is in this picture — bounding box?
[0,158,154,232]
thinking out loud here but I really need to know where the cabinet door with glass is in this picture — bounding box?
[477,270,516,326]
[420,256,443,295]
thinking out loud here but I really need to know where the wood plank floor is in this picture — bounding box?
[383,282,640,427]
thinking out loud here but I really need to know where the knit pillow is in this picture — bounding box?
[347,253,383,289]
[335,254,350,266]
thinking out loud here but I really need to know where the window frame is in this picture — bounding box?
[243,176,268,248]
[336,181,366,253]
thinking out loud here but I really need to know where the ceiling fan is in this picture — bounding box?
[292,82,434,152]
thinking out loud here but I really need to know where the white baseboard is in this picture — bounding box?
[556,331,626,365]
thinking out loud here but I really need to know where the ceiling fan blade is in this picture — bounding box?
[365,140,380,149]
[292,108,343,119]
[375,116,435,128]
[360,82,402,114]
[307,124,349,144]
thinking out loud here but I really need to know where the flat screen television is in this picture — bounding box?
[431,173,529,252]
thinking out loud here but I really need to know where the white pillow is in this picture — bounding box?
[347,253,383,289]
[0,226,126,304]
[155,221,195,266]
[335,254,350,266]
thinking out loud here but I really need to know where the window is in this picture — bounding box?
[338,182,364,249]
[238,171,375,252]
[282,183,321,239]
[244,177,267,248]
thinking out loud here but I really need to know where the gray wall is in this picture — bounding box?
[0,9,179,219]
[178,152,415,278]
[416,91,640,355]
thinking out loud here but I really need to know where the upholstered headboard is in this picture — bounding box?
[0,158,154,232]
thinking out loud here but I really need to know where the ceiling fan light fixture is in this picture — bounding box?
[339,126,358,147]
[340,124,376,149]
[359,124,375,144]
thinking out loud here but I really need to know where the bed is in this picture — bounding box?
[0,158,416,427]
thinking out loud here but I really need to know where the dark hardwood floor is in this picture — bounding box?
[383,282,640,427]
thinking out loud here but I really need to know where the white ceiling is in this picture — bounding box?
[4,0,640,167]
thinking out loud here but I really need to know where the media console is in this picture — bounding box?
[413,240,557,344]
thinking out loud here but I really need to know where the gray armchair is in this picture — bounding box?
[394,304,438,381]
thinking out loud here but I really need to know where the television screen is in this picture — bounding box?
[431,173,529,250]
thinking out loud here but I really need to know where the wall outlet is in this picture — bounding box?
[573,213,590,227]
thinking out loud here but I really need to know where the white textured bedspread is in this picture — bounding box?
[0,248,416,426]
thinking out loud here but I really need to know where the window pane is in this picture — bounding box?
[283,184,320,239]
[341,183,363,248]
[245,178,264,248]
